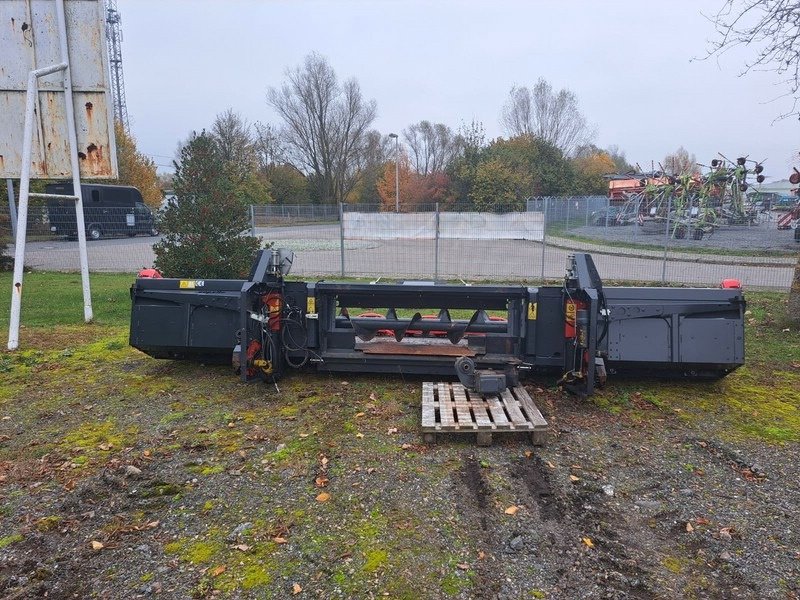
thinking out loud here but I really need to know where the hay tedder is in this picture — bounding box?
[129,251,745,444]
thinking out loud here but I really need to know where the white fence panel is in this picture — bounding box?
[439,211,544,240]
[343,211,544,241]
[343,212,437,239]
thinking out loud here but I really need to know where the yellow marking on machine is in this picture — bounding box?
[528,302,537,320]
[179,280,205,289]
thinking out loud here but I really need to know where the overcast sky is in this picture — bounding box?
[119,0,799,178]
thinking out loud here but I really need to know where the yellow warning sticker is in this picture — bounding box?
[528,302,537,320]
[307,297,316,313]
[565,300,576,324]
[179,280,205,289]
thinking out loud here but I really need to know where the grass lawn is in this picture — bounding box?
[0,271,134,329]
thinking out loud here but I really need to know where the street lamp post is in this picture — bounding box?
[388,133,399,212]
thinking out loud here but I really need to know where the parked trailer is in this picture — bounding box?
[129,251,745,398]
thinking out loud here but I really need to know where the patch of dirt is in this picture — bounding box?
[0,324,798,599]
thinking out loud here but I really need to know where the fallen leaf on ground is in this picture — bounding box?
[387,427,398,434]
[504,505,519,515]
[211,565,226,577]
[316,492,331,503]
[97,443,112,451]
[369,392,377,401]
[299,433,309,438]
[457,563,469,570]
[478,550,486,560]
[686,522,694,533]
[582,537,594,548]
[546,461,556,469]
[355,412,365,418]
[273,537,288,544]
[401,443,412,449]
[315,476,329,488]
[90,540,104,550]
[524,451,532,458]
[569,475,580,482]
[694,517,711,525]
[356,433,364,438]
[146,520,160,529]
[235,544,251,551]
[293,582,302,594]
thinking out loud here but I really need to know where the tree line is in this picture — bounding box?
[173,52,639,212]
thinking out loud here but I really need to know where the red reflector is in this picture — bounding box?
[721,279,741,289]
[138,268,162,278]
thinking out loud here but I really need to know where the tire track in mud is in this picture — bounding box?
[456,453,503,599]
[511,455,655,599]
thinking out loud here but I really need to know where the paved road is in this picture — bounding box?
[7,223,795,290]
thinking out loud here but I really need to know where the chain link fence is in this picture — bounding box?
[250,203,340,227]
[1,203,160,273]
[252,199,798,290]
[1,198,798,290]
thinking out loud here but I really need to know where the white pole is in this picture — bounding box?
[6,179,16,239]
[394,137,400,213]
[389,133,399,212]
[8,63,68,350]
[56,0,93,323]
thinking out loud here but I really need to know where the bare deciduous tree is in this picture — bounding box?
[705,1,800,322]
[606,144,634,173]
[253,122,287,172]
[663,146,699,175]
[267,53,377,203]
[706,0,800,118]
[210,109,257,183]
[500,79,595,156]
[402,121,463,175]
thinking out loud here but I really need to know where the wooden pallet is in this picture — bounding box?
[421,382,548,446]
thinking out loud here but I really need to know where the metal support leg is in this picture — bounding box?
[8,63,68,350]
[56,0,92,324]
[6,179,16,239]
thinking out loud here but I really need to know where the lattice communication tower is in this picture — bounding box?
[105,0,128,131]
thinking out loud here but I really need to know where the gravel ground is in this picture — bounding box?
[0,296,798,599]
[569,221,799,253]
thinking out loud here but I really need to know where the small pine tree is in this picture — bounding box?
[153,131,261,279]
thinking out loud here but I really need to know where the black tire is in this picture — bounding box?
[87,225,102,240]
[674,226,687,239]
[692,229,704,240]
